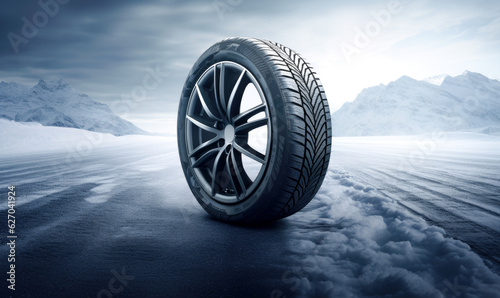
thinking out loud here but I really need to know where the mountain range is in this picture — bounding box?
[332,71,500,136]
[2,72,499,138]
[0,79,146,136]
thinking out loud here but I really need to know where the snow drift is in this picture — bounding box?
[283,169,500,297]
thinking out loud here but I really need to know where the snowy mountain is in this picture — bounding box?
[423,74,449,86]
[0,79,146,136]
[333,71,500,136]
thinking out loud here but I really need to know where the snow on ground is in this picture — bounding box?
[284,170,500,297]
[0,119,178,209]
[277,133,500,297]
[0,119,157,157]
[1,121,500,297]
[332,133,500,270]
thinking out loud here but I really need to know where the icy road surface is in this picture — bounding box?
[333,133,500,271]
[1,120,499,297]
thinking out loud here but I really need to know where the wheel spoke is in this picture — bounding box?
[210,147,227,196]
[186,115,219,134]
[233,141,265,164]
[196,84,222,121]
[189,136,221,158]
[226,150,247,198]
[227,69,246,119]
[225,153,240,199]
[192,148,220,168]
[233,103,266,124]
[235,118,268,135]
[218,63,227,115]
[213,66,225,120]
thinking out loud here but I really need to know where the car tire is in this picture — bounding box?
[177,37,332,224]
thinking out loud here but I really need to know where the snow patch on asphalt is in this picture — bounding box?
[8,187,69,209]
[85,183,117,203]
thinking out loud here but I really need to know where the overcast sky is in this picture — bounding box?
[1,0,499,133]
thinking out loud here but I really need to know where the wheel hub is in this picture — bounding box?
[224,124,235,144]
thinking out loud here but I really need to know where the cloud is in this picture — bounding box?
[1,0,499,121]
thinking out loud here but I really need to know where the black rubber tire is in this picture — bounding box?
[177,37,332,224]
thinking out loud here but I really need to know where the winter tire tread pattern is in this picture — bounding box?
[253,38,332,220]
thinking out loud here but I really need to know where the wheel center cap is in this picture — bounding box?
[224,125,235,143]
